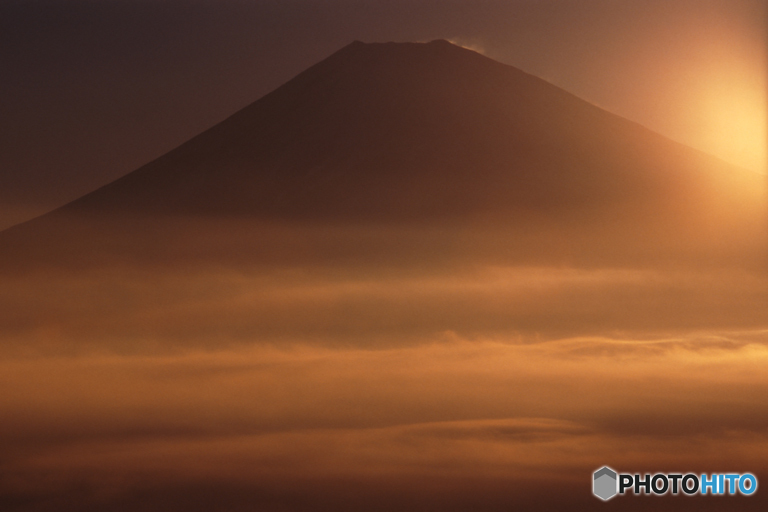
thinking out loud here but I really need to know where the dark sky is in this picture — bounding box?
[0,0,765,230]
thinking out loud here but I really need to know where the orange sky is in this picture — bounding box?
[484,0,768,174]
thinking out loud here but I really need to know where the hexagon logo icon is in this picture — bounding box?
[593,466,618,501]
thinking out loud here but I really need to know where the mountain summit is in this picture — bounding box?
[1,40,765,267]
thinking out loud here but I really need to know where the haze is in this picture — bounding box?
[0,4,767,512]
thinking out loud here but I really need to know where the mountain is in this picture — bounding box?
[0,40,765,269]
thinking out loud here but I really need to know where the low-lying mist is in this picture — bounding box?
[1,203,766,510]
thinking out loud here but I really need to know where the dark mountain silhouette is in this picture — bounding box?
[0,40,765,269]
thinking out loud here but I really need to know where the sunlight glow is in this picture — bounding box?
[702,82,767,173]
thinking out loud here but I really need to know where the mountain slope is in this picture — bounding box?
[0,40,765,268]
